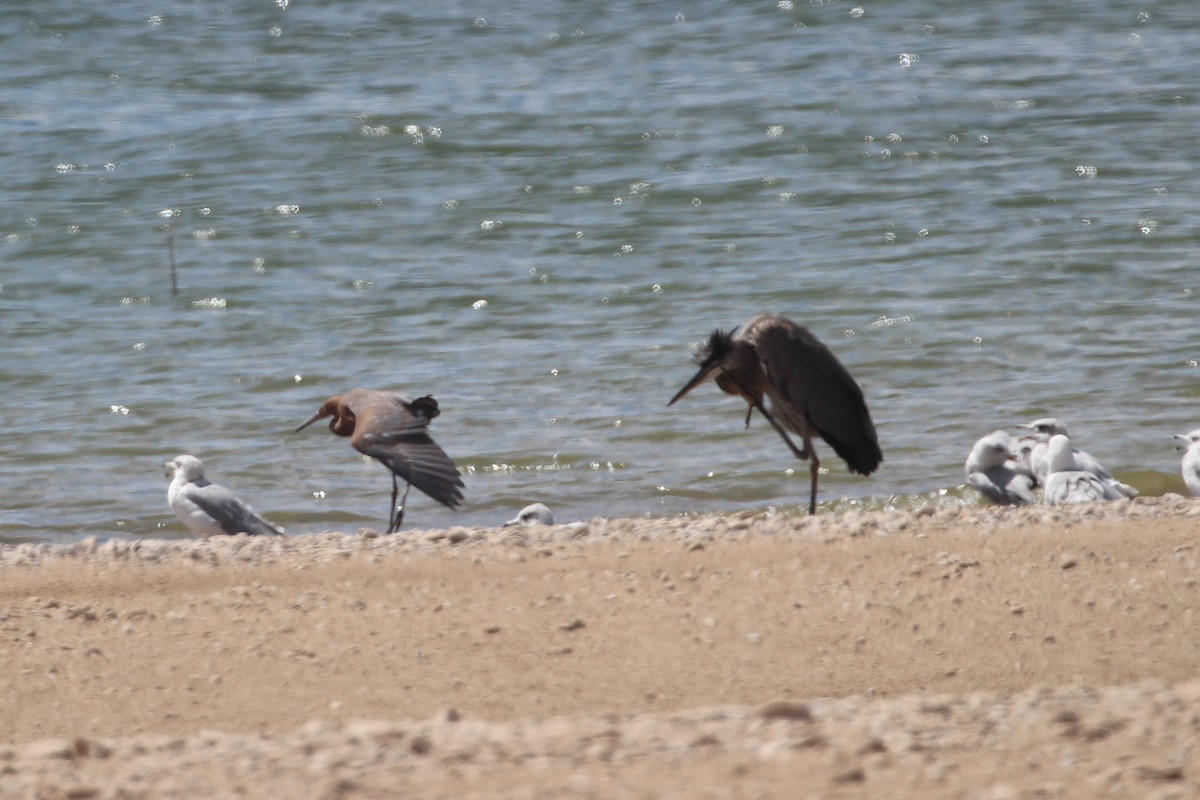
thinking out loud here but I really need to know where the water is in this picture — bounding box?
[3,1,1199,543]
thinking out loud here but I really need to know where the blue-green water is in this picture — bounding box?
[3,1,1198,542]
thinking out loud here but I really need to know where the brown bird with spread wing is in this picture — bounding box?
[296,389,465,532]
[668,314,882,514]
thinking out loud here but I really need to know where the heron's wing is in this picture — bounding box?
[350,396,465,509]
[186,483,283,536]
[752,321,882,475]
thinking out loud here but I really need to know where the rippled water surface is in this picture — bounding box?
[3,1,1199,542]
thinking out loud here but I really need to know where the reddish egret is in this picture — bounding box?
[668,313,882,514]
[296,389,464,532]
[165,454,284,537]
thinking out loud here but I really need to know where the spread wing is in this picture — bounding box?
[752,320,882,475]
[186,483,284,536]
[349,395,465,509]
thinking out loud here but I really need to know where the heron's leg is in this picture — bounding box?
[387,474,400,533]
[805,433,820,515]
[752,404,819,515]
[754,403,810,461]
[390,481,412,533]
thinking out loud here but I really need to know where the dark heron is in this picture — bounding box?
[296,388,465,532]
[668,313,882,514]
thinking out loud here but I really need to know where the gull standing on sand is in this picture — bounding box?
[1173,429,1200,496]
[165,455,284,538]
[504,503,554,526]
[1018,417,1137,498]
[296,389,464,533]
[1042,435,1128,506]
[965,431,1035,506]
[668,314,882,515]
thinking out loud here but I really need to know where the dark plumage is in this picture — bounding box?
[669,313,882,514]
[296,388,464,532]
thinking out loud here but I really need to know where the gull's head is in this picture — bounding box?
[1173,428,1200,453]
[968,430,1014,471]
[503,503,554,527]
[1019,417,1068,441]
[1046,434,1077,474]
[165,454,205,482]
[1014,436,1037,460]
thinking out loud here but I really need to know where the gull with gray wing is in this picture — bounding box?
[1173,428,1200,497]
[1018,417,1137,498]
[1042,435,1128,506]
[165,454,284,538]
[504,503,554,527]
[965,430,1035,506]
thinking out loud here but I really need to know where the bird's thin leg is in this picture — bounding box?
[753,403,820,515]
[387,474,400,533]
[753,402,810,461]
[804,433,820,515]
[390,481,412,533]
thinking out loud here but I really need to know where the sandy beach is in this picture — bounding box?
[3,498,1200,798]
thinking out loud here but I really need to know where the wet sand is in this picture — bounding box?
[3,498,1200,798]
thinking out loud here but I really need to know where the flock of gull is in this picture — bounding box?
[161,313,1200,539]
[965,419,1142,507]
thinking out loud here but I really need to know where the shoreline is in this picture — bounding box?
[4,497,1199,797]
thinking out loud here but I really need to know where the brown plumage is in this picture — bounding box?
[296,388,465,532]
[668,314,882,514]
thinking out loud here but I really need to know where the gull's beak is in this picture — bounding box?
[668,362,719,407]
[163,460,176,478]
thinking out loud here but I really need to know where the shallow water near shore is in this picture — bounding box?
[2,1,1198,543]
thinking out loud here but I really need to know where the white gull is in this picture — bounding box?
[965,430,1035,506]
[1018,417,1137,498]
[165,454,284,538]
[503,503,554,527]
[1043,435,1128,506]
[1173,429,1200,497]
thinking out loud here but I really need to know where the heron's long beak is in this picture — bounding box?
[667,364,718,406]
[295,412,325,433]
